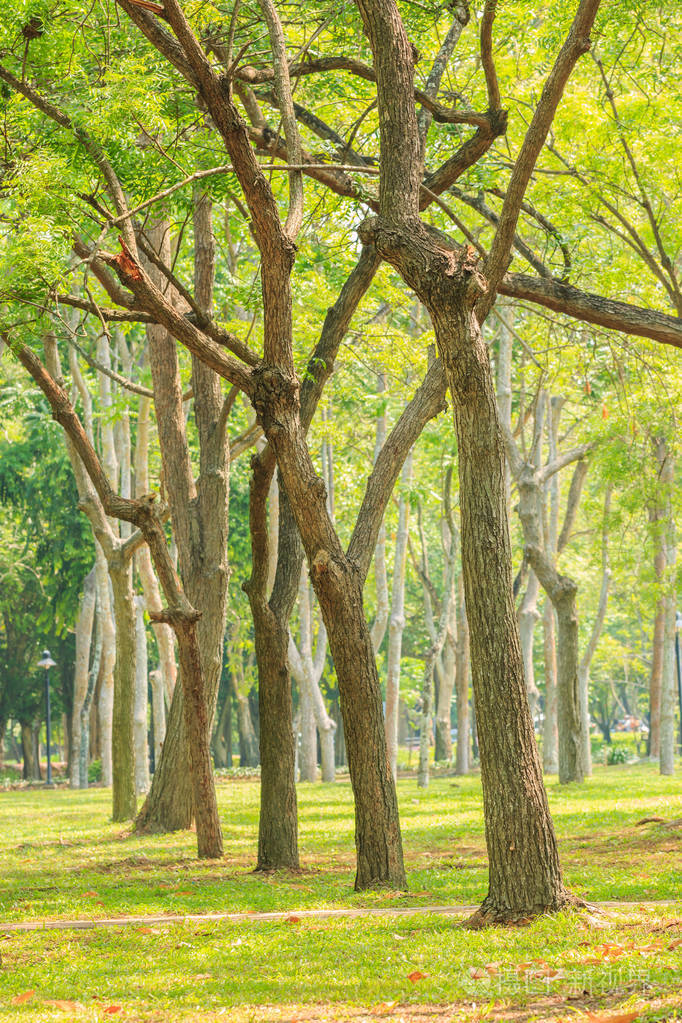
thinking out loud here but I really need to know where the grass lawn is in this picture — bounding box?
[0,763,680,1021]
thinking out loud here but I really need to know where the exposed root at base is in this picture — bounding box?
[463,891,587,929]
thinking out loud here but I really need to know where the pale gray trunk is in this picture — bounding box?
[370,372,390,652]
[658,439,676,776]
[289,567,336,782]
[71,567,96,787]
[542,600,559,773]
[385,449,413,780]
[134,596,151,794]
[518,570,541,725]
[96,549,115,787]
[135,392,177,708]
[454,573,470,774]
[418,550,455,787]
[577,487,612,776]
[80,606,103,788]
[149,669,166,767]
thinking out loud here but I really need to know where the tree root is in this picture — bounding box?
[462,890,587,929]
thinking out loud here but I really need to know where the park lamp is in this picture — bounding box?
[37,650,56,786]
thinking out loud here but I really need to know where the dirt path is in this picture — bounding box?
[2,900,678,933]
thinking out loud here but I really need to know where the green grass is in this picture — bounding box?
[0,763,681,1020]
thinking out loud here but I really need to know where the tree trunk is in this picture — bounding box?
[430,288,568,918]
[71,567,96,787]
[21,722,38,780]
[656,438,676,776]
[134,596,151,795]
[80,610,103,788]
[518,569,541,725]
[135,208,228,843]
[454,573,470,775]
[246,459,300,870]
[385,449,413,780]
[95,547,115,788]
[149,669,166,770]
[109,556,137,821]
[542,600,559,773]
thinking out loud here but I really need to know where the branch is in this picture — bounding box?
[557,458,589,553]
[256,0,304,239]
[539,442,593,484]
[479,0,601,318]
[347,358,448,581]
[0,64,136,253]
[498,272,682,349]
[480,1,501,110]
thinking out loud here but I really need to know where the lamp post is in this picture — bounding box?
[675,614,682,754]
[37,650,56,786]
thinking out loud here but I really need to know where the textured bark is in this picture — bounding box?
[577,488,612,777]
[70,567,96,788]
[134,596,151,795]
[135,392,178,709]
[366,226,568,914]
[149,669,166,768]
[246,457,299,870]
[655,438,676,777]
[542,601,559,773]
[454,573,470,775]
[80,610,103,788]
[135,207,228,841]
[418,547,455,788]
[289,565,335,783]
[385,450,413,780]
[109,555,137,821]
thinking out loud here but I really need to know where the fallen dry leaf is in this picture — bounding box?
[285,915,302,924]
[11,991,35,1006]
[103,1006,122,1014]
[45,1000,80,1012]
[407,970,427,983]
[586,1013,640,1023]
[469,967,487,980]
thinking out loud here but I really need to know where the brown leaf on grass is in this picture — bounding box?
[374,1001,398,1014]
[103,1006,122,1015]
[585,1013,640,1023]
[469,967,487,979]
[285,915,302,924]
[136,926,153,934]
[407,970,427,983]
[45,1000,81,1012]
[668,937,682,950]
[11,991,35,1005]
[83,891,99,897]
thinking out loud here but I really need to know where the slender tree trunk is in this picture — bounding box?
[97,547,115,789]
[109,556,137,821]
[656,438,676,776]
[454,573,470,775]
[385,450,413,780]
[80,615,103,788]
[149,669,166,769]
[542,601,559,773]
[71,567,96,788]
[134,596,151,795]
[518,570,541,725]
